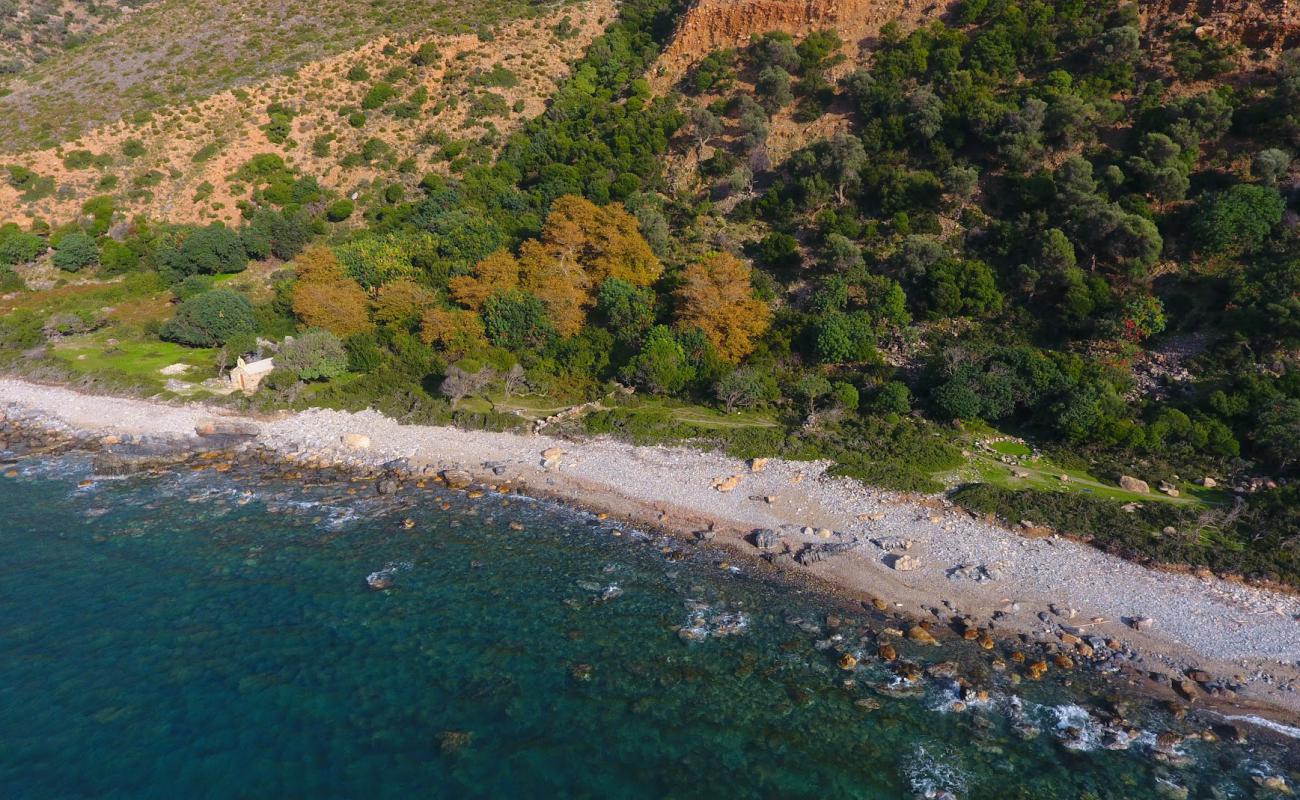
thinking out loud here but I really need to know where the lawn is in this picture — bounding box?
[52,335,218,395]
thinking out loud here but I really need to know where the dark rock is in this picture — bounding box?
[751,528,781,549]
[377,478,400,495]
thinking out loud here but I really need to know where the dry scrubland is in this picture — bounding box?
[0,0,611,225]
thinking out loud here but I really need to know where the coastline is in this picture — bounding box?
[2,376,1299,733]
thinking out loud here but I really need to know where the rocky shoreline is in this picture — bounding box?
[1,377,1299,740]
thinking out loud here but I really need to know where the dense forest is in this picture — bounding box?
[2,0,1300,587]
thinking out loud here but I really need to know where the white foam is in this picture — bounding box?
[1217,714,1300,740]
[902,743,966,799]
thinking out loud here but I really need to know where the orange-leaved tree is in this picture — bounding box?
[373,279,437,329]
[447,196,662,339]
[290,246,374,337]
[419,307,487,357]
[674,252,771,363]
[448,248,520,311]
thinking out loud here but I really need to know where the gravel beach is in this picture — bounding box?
[3,377,1298,727]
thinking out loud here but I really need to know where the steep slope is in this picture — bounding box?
[0,0,556,153]
[0,0,615,226]
[649,0,952,92]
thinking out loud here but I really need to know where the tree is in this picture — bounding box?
[906,86,944,141]
[825,131,868,204]
[872,381,911,414]
[714,367,777,412]
[756,66,793,113]
[795,373,832,423]
[596,277,656,343]
[1258,398,1300,472]
[52,232,98,272]
[276,329,348,380]
[814,312,877,363]
[1253,149,1292,187]
[420,307,487,356]
[689,104,724,155]
[440,364,495,408]
[627,325,694,395]
[1192,184,1286,255]
[290,246,374,337]
[503,363,527,399]
[483,290,555,350]
[674,252,772,362]
[160,289,258,347]
[158,223,248,281]
[373,279,436,329]
[449,248,520,310]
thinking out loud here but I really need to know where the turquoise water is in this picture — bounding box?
[0,455,1294,799]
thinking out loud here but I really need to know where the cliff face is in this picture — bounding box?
[651,0,1300,93]
[649,0,950,91]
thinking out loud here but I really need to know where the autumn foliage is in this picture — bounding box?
[674,252,771,362]
[449,195,661,336]
[290,246,374,337]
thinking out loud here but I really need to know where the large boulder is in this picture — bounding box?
[440,469,472,489]
[1118,475,1150,494]
[341,433,371,450]
[195,417,259,439]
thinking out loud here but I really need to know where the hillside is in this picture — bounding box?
[0,0,614,226]
[0,0,155,74]
[0,0,572,153]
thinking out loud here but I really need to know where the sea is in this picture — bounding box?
[0,451,1295,799]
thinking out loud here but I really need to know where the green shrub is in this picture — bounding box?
[52,232,98,272]
[99,239,140,275]
[276,328,348,380]
[412,42,441,67]
[0,266,24,292]
[361,82,396,110]
[121,139,146,158]
[160,289,258,347]
[483,290,555,350]
[158,224,248,281]
[1192,184,1286,255]
[325,199,355,222]
[0,223,45,265]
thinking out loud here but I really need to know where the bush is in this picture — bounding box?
[99,240,140,275]
[0,266,24,292]
[52,232,98,272]
[412,42,441,67]
[160,289,258,347]
[1192,184,1286,255]
[158,224,248,281]
[326,199,355,222]
[0,223,45,265]
[361,82,396,110]
[483,290,554,350]
[276,328,348,380]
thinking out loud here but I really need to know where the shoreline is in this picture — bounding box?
[2,376,1299,734]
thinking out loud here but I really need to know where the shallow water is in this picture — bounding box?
[0,454,1294,799]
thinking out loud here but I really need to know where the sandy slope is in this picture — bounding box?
[2,377,1298,727]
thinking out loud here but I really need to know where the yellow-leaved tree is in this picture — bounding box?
[447,195,662,339]
[674,252,771,363]
[290,246,374,337]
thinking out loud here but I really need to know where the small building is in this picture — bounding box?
[229,357,275,394]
